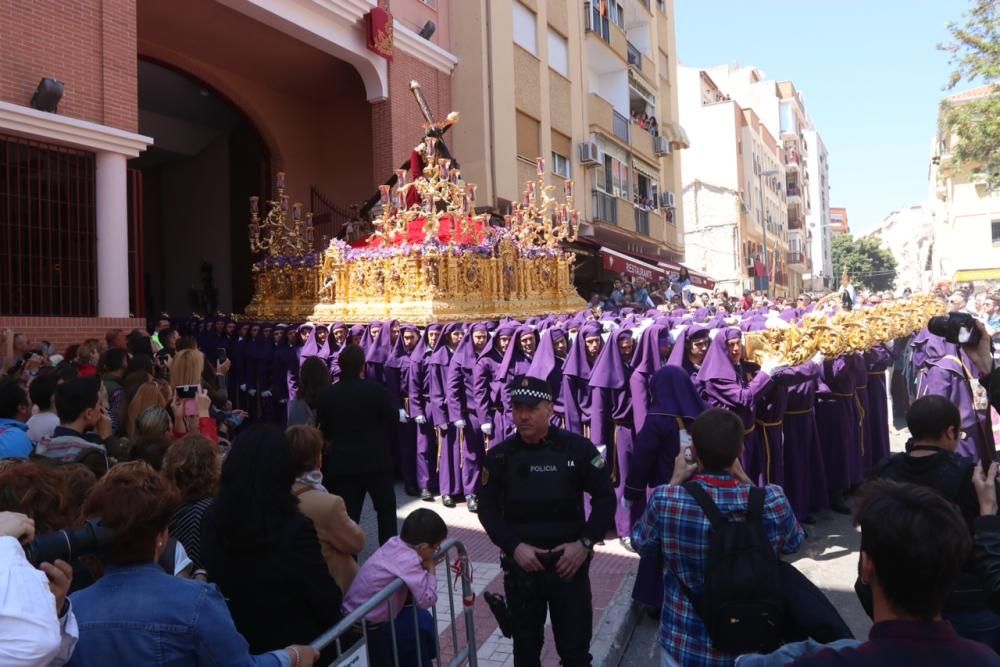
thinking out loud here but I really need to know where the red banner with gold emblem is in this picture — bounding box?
[365,8,394,61]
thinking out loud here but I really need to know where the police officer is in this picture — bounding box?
[478,375,615,667]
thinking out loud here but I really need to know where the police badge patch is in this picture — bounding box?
[590,454,605,469]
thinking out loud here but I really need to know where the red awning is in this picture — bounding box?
[600,247,666,282]
[657,260,716,289]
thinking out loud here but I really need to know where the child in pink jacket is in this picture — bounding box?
[342,508,447,666]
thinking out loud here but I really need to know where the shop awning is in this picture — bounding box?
[954,268,1000,282]
[600,247,666,282]
[657,261,716,289]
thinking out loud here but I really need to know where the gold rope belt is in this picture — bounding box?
[867,371,885,376]
[755,419,783,485]
[743,424,756,435]
[784,408,813,416]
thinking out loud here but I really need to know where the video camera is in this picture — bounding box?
[927,312,982,347]
[22,519,114,567]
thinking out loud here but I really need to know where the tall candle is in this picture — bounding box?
[564,180,574,200]
[536,157,545,176]
[276,172,286,189]
[466,183,477,203]
[280,195,289,212]
[395,168,408,186]
[293,203,302,221]
[249,196,259,215]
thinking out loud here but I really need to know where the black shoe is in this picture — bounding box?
[442,495,457,508]
[830,500,851,515]
[404,485,421,498]
[466,495,478,513]
[420,489,435,502]
[619,537,635,553]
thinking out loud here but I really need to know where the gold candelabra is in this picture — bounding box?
[505,157,581,250]
[249,171,315,257]
[370,137,484,246]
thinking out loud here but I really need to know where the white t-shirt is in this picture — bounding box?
[26,413,59,446]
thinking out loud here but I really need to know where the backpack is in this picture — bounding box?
[680,482,783,654]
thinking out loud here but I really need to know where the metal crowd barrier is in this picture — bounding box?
[310,538,479,667]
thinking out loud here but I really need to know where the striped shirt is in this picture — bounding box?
[168,498,214,570]
[631,474,804,667]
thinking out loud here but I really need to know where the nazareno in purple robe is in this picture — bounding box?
[666,324,709,385]
[496,326,538,439]
[446,323,489,496]
[782,360,830,521]
[916,332,990,462]
[589,328,638,537]
[366,319,397,385]
[629,324,671,434]
[527,328,568,426]
[864,344,895,468]
[472,324,516,446]
[627,364,704,609]
[428,323,463,496]
[385,324,419,489]
[561,321,603,437]
[816,355,861,492]
[695,328,773,486]
[406,324,441,491]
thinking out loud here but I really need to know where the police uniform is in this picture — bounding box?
[478,376,615,667]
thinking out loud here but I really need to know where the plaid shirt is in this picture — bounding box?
[631,474,805,667]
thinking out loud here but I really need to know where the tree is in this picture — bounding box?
[831,235,897,292]
[939,0,1000,187]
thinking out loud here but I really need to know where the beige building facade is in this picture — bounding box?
[450,0,691,290]
[679,66,799,297]
[928,85,1000,284]
[866,205,934,293]
[683,64,823,297]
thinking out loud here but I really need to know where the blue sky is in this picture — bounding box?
[674,0,964,235]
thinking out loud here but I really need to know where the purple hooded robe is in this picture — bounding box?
[446,323,489,496]
[695,328,774,486]
[626,365,705,609]
[527,328,568,426]
[816,355,862,492]
[406,324,441,491]
[386,324,419,489]
[496,326,539,439]
[589,329,639,537]
[561,322,603,437]
[629,324,671,434]
[472,324,517,447]
[428,323,464,496]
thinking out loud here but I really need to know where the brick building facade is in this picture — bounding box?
[1,0,456,343]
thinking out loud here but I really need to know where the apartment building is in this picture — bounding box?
[830,207,850,236]
[804,129,833,291]
[927,85,1000,284]
[450,0,705,291]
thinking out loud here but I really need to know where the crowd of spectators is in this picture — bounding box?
[0,326,447,666]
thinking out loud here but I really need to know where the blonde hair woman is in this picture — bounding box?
[170,349,205,392]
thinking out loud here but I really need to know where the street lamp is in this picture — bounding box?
[758,168,781,298]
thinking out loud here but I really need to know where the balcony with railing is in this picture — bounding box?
[784,149,801,170]
[613,110,631,143]
[627,41,641,68]
[787,214,803,230]
[593,190,618,225]
[634,208,650,235]
[786,183,802,202]
[584,2,628,64]
[787,251,806,268]
[588,93,631,145]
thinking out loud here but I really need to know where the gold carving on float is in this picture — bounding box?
[743,293,945,366]
[243,171,320,322]
[309,138,586,325]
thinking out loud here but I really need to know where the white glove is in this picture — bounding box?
[760,358,788,376]
[261,390,273,398]
[454,419,467,430]
[248,388,257,397]
[481,423,493,436]
[811,351,825,366]
[239,384,247,392]
[279,399,288,405]
[399,409,409,423]
[437,423,449,431]
[414,415,427,425]
[620,496,632,510]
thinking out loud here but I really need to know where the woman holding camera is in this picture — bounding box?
[67,462,317,666]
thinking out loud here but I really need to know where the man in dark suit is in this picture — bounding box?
[316,343,398,545]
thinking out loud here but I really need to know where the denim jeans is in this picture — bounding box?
[945,607,1000,653]
[734,639,861,667]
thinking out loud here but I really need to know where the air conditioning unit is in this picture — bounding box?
[579,142,600,165]
[654,136,671,156]
[660,191,676,209]
[740,198,750,213]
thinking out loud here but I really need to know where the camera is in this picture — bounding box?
[175,384,199,400]
[927,312,982,347]
[22,519,115,567]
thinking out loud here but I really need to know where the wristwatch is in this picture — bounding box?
[579,536,594,551]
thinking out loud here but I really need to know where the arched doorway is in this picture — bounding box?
[129,58,270,317]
